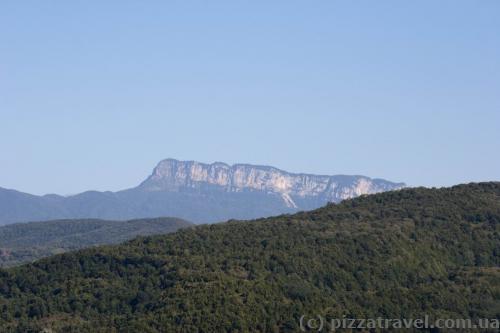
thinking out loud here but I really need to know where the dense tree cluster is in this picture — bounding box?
[0,217,191,267]
[0,183,499,332]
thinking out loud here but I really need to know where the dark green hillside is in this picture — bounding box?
[0,217,192,267]
[0,183,499,332]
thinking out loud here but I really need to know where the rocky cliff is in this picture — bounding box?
[139,159,405,209]
[0,159,405,225]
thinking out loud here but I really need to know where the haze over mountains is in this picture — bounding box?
[0,159,405,225]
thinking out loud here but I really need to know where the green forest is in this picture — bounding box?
[0,183,499,332]
[0,217,191,267]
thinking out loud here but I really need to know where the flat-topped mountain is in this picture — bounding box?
[140,159,404,208]
[0,159,405,224]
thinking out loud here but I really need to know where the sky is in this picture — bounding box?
[1,1,499,195]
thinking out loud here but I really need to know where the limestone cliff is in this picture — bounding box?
[140,159,405,208]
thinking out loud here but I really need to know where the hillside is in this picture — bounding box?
[0,158,404,225]
[0,183,499,332]
[0,217,192,267]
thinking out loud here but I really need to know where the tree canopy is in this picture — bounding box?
[0,183,499,332]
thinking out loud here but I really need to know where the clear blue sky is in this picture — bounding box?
[1,1,499,195]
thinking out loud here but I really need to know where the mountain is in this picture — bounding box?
[0,217,192,267]
[139,159,404,208]
[0,159,405,225]
[0,183,498,332]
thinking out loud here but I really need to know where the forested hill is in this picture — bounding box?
[0,183,499,332]
[0,217,192,267]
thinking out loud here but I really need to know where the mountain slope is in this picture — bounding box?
[0,159,405,225]
[0,183,498,332]
[0,188,65,224]
[0,217,192,267]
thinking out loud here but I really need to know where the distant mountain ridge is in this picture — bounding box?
[140,159,405,208]
[0,159,405,224]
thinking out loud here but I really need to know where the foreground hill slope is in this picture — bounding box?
[0,217,192,267]
[0,158,404,225]
[0,183,499,332]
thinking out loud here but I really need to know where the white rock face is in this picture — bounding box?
[140,159,405,208]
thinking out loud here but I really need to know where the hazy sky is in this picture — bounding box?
[1,1,499,195]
